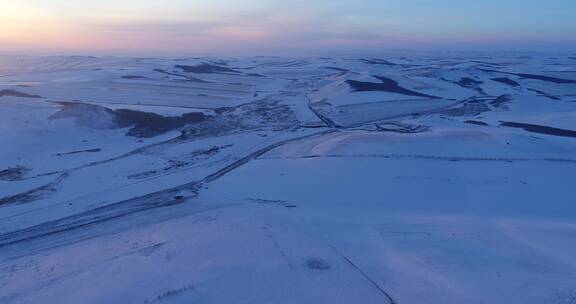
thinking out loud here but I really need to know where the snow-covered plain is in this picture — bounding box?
[1,54,576,304]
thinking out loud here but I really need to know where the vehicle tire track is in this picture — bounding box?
[261,154,576,164]
[0,172,69,207]
[331,245,397,304]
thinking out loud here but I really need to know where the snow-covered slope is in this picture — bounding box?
[1,54,576,304]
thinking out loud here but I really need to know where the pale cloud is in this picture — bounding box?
[1,0,575,55]
[0,2,61,41]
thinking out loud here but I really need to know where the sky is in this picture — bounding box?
[1,0,575,55]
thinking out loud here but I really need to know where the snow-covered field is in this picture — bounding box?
[1,54,576,304]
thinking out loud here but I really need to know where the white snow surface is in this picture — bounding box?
[1,54,576,304]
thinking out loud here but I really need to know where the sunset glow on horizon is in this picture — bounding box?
[1,0,576,55]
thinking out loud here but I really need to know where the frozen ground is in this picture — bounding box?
[1,54,576,304]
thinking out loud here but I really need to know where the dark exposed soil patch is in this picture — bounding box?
[347,76,441,99]
[213,107,236,115]
[456,77,482,87]
[527,89,561,100]
[0,172,69,206]
[359,58,418,68]
[515,73,576,84]
[0,166,30,181]
[470,61,510,67]
[51,102,208,138]
[440,98,491,117]
[154,69,211,83]
[441,94,510,117]
[501,122,576,138]
[246,73,266,77]
[305,257,331,271]
[154,285,195,302]
[464,120,489,126]
[176,63,240,74]
[491,77,520,87]
[121,75,148,79]
[324,67,348,72]
[0,89,42,98]
[376,122,430,133]
[115,109,207,138]
[490,94,513,108]
[482,69,576,84]
[360,58,401,66]
[54,149,102,156]
[454,77,485,94]
[128,145,231,180]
